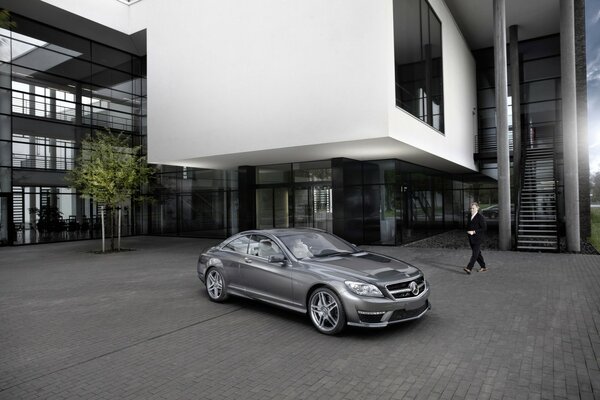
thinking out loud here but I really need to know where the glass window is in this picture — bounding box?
[522,57,560,82]
[393,0,444,132]
[249,234,282,259]
[521,79,560,103]
[256,164,291,185]
[224,236,251,254]
[293,160,331,183]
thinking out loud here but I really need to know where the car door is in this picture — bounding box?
[241,234,295,308]
[219,235,252,293]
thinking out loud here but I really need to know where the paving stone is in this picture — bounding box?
[0,237,599,399]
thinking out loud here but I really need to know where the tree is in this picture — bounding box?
[67,130,155,252]
[592,170,600,203]
[0,9,16,29]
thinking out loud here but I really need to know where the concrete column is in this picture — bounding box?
[560,0,580,251]
[509,25,522,198]
[575,0,590,238]
[493,0,512,250]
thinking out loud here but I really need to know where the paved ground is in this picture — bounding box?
[0,236,599,400]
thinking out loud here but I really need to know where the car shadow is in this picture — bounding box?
[198,289,434,338]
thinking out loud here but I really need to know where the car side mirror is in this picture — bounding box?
[268,254,286,263]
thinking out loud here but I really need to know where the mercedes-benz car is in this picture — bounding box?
[197,228,430,335]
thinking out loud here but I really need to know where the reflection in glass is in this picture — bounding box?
[256,188,274,229]
[393,0,444,132]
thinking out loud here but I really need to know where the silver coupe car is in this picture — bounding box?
[197,228,430,335]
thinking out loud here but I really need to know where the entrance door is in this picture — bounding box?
[256,187,290,229]
[294,186,332,231]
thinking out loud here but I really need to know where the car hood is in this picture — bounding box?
[302,252,421,283]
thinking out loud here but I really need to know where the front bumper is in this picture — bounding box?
[339,282,431,328]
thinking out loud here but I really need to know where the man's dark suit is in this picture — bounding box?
[466,212,487,270]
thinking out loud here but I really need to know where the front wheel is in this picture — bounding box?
[309,288,346,335]
[206,268,228,302]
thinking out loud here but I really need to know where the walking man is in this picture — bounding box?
[464,202,487,274]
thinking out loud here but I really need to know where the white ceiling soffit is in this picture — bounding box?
[443,0,560,50]
[168,137,476,174]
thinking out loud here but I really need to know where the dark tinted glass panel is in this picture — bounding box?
[11,16,91,60]
[362,160,397,185]
[10,43,92,81]
[91,42,132,74]
[519,35,560,61]
[393,0,444,132]
[293,160,331,183]
[91,65,133,92]
[523,100,561,124]
[478,88,496,108]
[256,164,291,184]
[522,57,560,82]
[478,108,496,129]
[477,67,495,89]
[521,79,561,103]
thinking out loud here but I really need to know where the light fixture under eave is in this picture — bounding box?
[116,0,142,5]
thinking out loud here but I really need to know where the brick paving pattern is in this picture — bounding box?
[0,237,599,399]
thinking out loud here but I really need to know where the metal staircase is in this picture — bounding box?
[516,145,559,251]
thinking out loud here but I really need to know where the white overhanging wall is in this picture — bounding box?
[40,0,478,173]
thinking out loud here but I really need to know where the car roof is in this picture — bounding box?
[238,228,326,237]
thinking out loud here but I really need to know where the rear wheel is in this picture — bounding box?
[206,268,228,302]
[309,288,346,335]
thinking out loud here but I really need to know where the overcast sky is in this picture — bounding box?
[587,0,600,173]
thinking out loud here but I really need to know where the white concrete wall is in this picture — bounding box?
[140,0,390,165]
[387,0,478,171]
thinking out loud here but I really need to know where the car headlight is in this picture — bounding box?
[344,281,384,297]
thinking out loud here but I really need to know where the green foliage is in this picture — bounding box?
[590,207,600,253]
[0,9,16,30]
[67,130,155,208]
[591,170,600,203]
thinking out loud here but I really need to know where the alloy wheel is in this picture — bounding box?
[309,288,345,334]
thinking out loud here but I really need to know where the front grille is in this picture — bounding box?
[386,276,425,299]
[389,301,429,322]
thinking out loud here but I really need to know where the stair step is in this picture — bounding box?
[516,245,558,251]
[518,230,557,234]
[519,224,558,228]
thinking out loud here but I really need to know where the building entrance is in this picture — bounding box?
[255,185,332,232]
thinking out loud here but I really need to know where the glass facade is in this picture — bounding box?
[473,35,562,224]
[149,167,238,238]
[250,159,491,246]
[393,0,444,132]
[0,14,146,244]
[474,35,561,156]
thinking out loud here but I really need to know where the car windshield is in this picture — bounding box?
[278,232,357,259]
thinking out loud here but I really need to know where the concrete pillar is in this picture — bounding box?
[509,25,522,199]
[493,0,512,250]
[574,0,590,238]
[560,0,580,251]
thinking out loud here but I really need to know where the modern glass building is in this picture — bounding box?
[0,0,590,252]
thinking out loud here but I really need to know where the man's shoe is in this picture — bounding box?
[463,267,471,274]
[478,267,488,272]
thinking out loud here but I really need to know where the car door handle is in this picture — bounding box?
[244,257,252,264]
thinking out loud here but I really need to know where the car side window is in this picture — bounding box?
[224,236,251,255]
[249,235,282,259]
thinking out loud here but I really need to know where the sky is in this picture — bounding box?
[587,0,600,173]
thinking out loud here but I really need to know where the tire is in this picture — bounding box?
[309,288,346,335]
[205,268,228,302]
